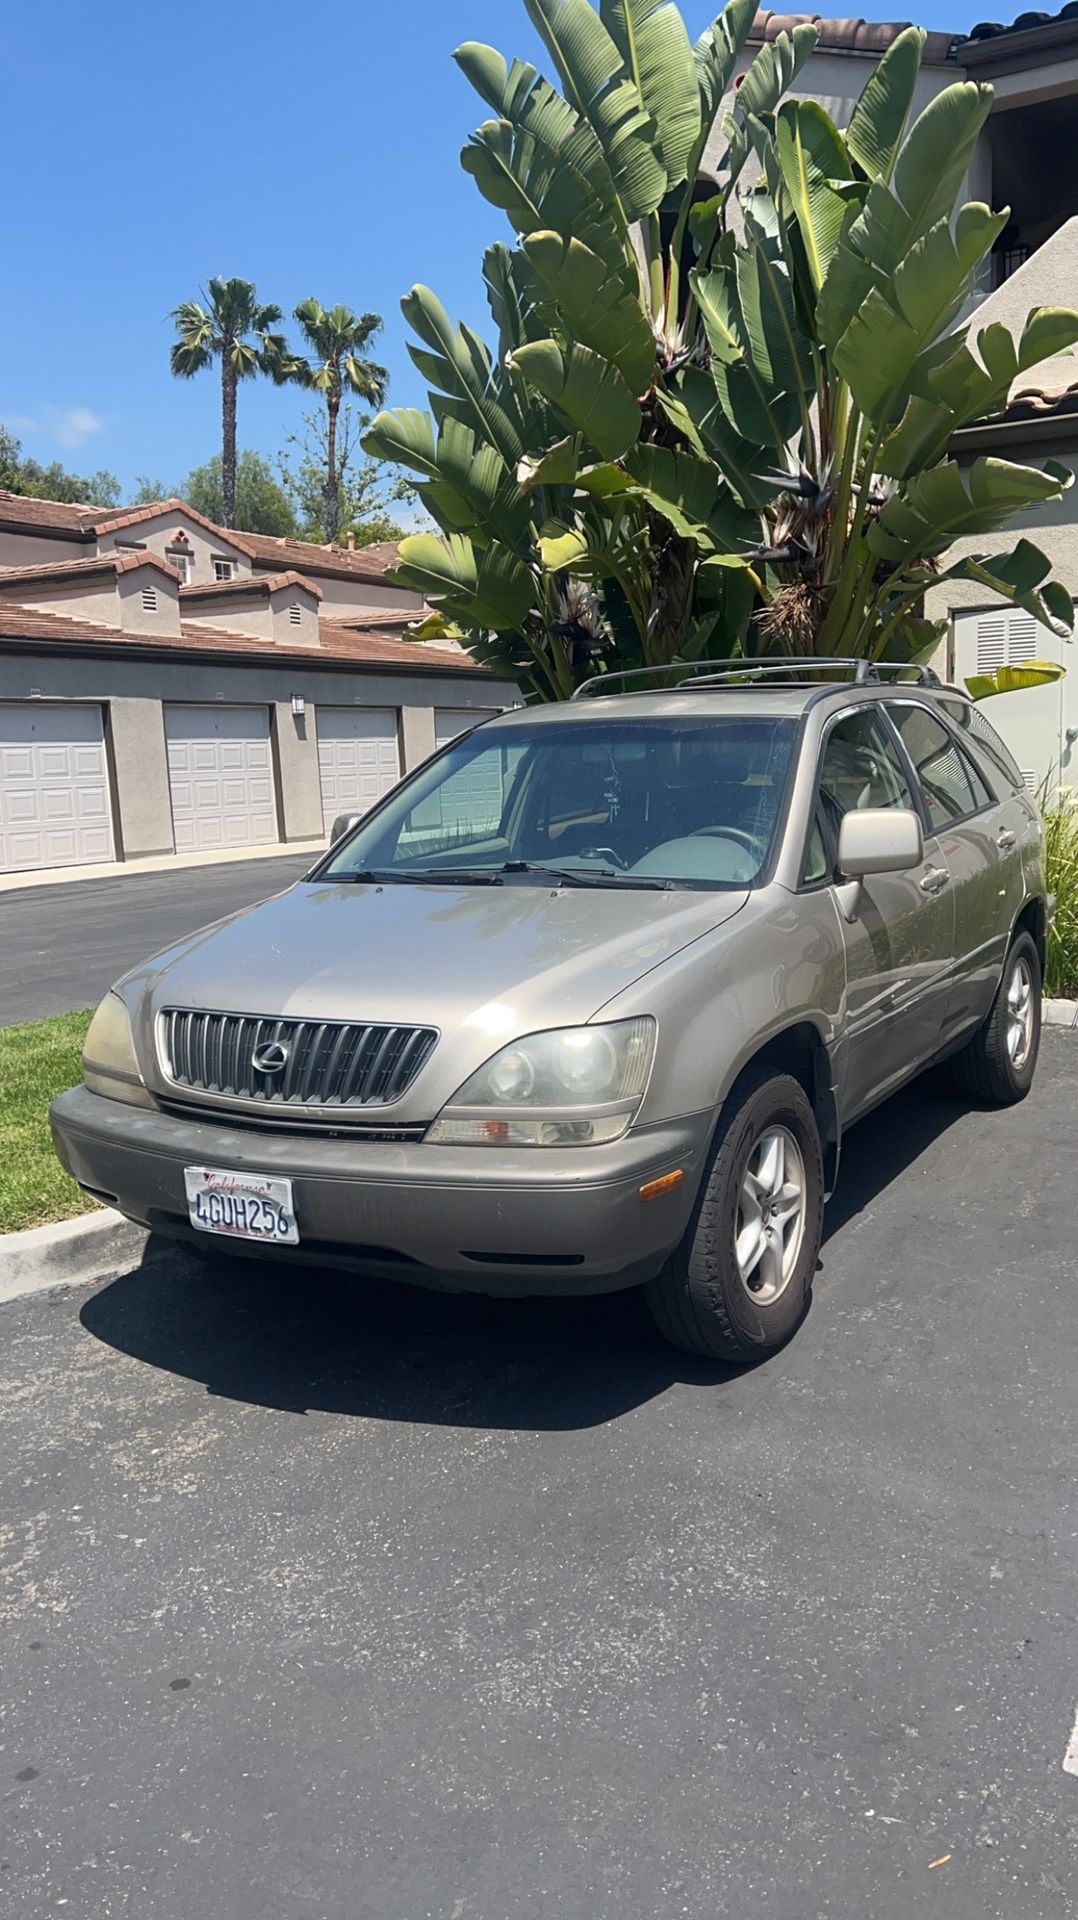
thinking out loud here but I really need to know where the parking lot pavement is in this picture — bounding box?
[0,854,315,1026]
[1,1035,1076,1919]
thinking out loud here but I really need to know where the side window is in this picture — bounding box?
[801,809,829,886]
[887,703,991,830]
[816,707,914,846]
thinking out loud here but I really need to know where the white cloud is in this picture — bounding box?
[46,406,103,448]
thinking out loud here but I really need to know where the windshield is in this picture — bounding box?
[318,715,796,890]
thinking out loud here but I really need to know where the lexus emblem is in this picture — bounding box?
[252,1039,290,1076]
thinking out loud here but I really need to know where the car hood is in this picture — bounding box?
[126,877,747,1039]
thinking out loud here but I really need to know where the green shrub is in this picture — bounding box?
[1043,787,1078,1000]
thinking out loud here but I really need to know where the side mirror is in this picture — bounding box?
[837,807,924,879]
[330,810,363,846]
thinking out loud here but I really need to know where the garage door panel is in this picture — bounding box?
[316,708,401,828]
[0,704,115,874]
[164,706,278,856]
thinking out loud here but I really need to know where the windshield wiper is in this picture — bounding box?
[498,862,669,891]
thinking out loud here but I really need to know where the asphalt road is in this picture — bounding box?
[0,855,316,1027]
[2,1035,1076,1918]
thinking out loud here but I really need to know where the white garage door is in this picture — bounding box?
[316,708,400,827]
[0,703,114,874]
[165,705,277,855]
[435,707,499,748]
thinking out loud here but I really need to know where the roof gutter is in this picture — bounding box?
[0,633,510,679]
[959,17,1078,72]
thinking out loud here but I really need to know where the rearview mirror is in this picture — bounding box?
[837,807,924,879]
[330,811,363,846]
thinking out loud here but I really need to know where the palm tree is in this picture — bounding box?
[169,277,289,528]
[285,300,388,543]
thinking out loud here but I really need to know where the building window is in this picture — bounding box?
[288,603,302,626]
[213,558,234,582]
[165,547,192,585]
[141,586,158,612]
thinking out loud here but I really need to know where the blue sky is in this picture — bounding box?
[4,0,991,498]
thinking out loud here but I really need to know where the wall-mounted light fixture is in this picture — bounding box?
[291,693,306,718]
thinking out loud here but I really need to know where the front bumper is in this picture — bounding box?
[50,1087,712,1296]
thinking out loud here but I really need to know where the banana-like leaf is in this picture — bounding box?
[660,367,777,511]
[600,0,700,183]
[524,231,655,395]
[692,258,803,448]
[966,662,1066,701]
[845,26,924,182]
[456,50,628,264]
[944,537,1076,634]
[484,243,548,357]
[391,533,535,632]
[868,457,1072,566]
[818,81,993,350]
[510,339,641,460]
[523,0,668,221]
[833,202,1005,423]
[736,225,815,409]
[517,435,583,490]
[694,0,757,120]
[537,520,591,570]
[402,286,525,465]
[880,308,1078,477]
[774,101,853,293]
[362,407,440,478]
[624,445,758,550]
[721,23,819,192]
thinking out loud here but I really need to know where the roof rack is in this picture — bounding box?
[571,657,942,699]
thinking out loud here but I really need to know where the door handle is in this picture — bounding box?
[919,866,951,894]
[996,828,1017,851]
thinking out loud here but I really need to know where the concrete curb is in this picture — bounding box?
[1044,998,1078,1030]
[0,1208,148,1306]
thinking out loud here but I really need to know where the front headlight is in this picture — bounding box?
[427,1018,656,1146]
[83,992,155,1107]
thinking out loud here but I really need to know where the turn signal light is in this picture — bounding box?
[639,1170,685,1203]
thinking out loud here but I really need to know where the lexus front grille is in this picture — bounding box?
[160,1010,438,1110]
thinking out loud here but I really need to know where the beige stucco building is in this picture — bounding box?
[0,494,514,877]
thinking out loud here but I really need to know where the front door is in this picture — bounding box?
[815,705,955,1121]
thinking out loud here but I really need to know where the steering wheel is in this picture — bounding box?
[689,826,768,856]
[576,846,627,869]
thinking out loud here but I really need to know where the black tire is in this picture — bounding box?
[645,1066,824,1363]
[951,930,1041,1106]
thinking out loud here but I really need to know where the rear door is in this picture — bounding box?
[813,704,955,1120]
[884,699,1024,1040]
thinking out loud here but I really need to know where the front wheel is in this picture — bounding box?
[952,930,1041,1105]
[645,1067,824,1363]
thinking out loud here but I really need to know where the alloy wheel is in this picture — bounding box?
[734,1125,807,1306]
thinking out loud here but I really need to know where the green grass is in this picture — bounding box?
[1043,788,1078,1002]
[0,1010,95,1233]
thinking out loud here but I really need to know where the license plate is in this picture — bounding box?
[184,1166,299,1245]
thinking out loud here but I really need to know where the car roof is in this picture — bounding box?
[482,682,969,727]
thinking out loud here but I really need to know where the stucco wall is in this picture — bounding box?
[309,575,423,616]
[0,531,88,569]
[2,579,124,625]
[98,513,252,586]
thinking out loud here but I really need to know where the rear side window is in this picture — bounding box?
[887,703,993,830]
[941,698,1025,792]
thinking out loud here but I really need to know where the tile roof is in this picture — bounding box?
[234,530,404,583]
[179,570,323,602]
[746,11,962,59]
[964,2,1078,42]
[992,380,1078,423]
[0,490,98,535]
[0,600,487,672]
[0,550,181,589]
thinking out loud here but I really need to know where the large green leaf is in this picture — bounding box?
[694,0,757,120]
[818,81,993,350]
[402,286,525,464]
[390,533,535,631]
[456,49,628,264]
[944,538,1076,634]
[483,243,547,358]
[692,258,803,448]
[844,26,923,182]
[510,340,641,459]
[523,231,655,394]
[600,0,700,182]
[362,407,439,478]
[721,23,819,191]
[966,661,1067,701]
[736,224,814,410]
[868,457,1072,565]
[523,0,668,220]
[880,308,1078,478]
[624,444,758,550]
[660,367,777,511]
[774,101,853,293]
[517,434,583,490]
[833,202,1005,423]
